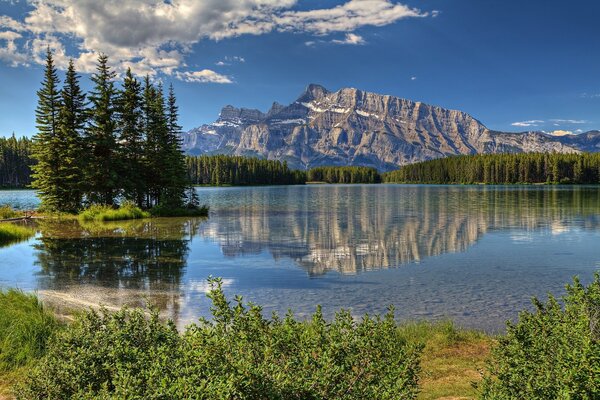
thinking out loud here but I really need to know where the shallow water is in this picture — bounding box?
[1,185,600,332]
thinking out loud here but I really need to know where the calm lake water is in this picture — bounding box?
[1,185,600,332]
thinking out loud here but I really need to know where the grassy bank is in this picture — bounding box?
[0,223,34,247]
[0,290,60,398]
[0,206,22,220]
[78,203,151,222]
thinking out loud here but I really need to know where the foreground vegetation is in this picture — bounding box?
[1,274,598,399]
[384,152,600,184]
[0,290,59,398]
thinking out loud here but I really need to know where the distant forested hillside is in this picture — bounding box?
[307,166,381,184]
[383,153,600,184]
[186,155,306,185]
[0,135,33,188]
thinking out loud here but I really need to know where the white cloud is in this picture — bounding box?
[549,119,587,124]
[511,120,544,127]
[410,76,417,81]
[547,130,574,136]
[175,69,233,84]
[580,92,600,99]
[0,0,433,80]
[215,56,246,66]
[332,33,365,45]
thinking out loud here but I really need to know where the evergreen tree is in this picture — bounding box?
[86,53,118,205]
[163,84,188,207]
[117,68,145,206]
[142,78,167,207]
[31,48,62,211]
[55,59,87,212]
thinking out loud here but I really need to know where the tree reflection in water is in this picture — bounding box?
[33,218,204,324]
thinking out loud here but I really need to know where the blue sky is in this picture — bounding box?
[1,0,599,137]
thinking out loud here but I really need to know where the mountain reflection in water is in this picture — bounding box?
[2,185,600,331]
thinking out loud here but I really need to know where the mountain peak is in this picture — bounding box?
[296,83,329,103]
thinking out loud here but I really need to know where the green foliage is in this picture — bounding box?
[0,223,34,247]
[479,274,600,399]
[30,50,198,212]
[0,135,33,188]
[85,53,119,205]
[78,202,150,222]
[0,205,21,219]
[54,59,87,212]
[31,48,62,211]
[18,278,422,399]
[383,152,600,184]
[307,166,381,183]
[0,289,59,372]
[116,68,145,207]
[187,155,306,186]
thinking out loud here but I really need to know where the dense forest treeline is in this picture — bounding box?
[383,153,600,184]
[0,135,32,188]
[186,156,382,185]
[186,155,305,185]
[307,166,381,184]
[32,50,193,213]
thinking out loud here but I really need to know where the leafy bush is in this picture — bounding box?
[0,222,34,247]
[0,205,21,220]
[18,278,422,399]
[78,202,150,222]
[0,290,59,372]
[479,274,600,399]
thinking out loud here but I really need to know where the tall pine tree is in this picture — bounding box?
[86,53,119,205]
[55,59,87,212]
[164,83,188,207]
[31,48,62,211]
[117,68,145,206]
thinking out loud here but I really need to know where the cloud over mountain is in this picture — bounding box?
[0,0,432,80]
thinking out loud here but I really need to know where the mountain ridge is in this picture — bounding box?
[181,84,598,171]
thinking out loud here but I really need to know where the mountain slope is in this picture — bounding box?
[181,84,598,171]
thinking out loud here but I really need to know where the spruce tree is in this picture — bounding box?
[31,48,62,211]
[55,59,87,212]
[117,68,145,206]
[164,83,188,207]
[141,77,165,207]
[86,53,119,205]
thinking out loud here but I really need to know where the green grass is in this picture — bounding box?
[0,223,35,247]
[0,206,21,220]
[79,203,151,222]
[0,290,60,397]
[397,321,493,400]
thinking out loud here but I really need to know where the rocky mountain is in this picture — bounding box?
[181,84,600,171]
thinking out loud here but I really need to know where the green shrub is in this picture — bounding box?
[0,222,34,247]
[479,274,600,399]
[0,290,60,372]
[78,202,150,222]
[0,205,21,220]
[18,278,422,399]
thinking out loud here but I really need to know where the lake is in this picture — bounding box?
[1,185,600,332]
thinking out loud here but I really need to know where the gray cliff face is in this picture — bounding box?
[181,84,597,170]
